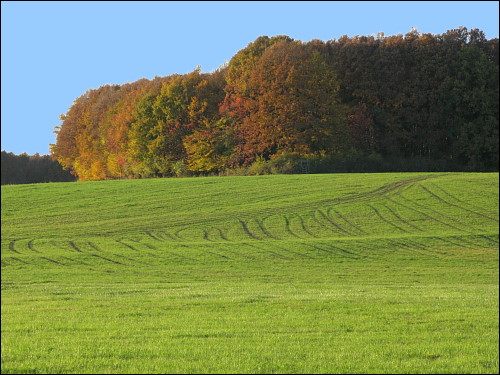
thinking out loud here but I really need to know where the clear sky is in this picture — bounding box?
[1,1,499,155]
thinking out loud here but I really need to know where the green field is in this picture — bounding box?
[1,172,498,374]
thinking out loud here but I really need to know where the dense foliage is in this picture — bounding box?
[50,28,499,180]
[1,151,76,185]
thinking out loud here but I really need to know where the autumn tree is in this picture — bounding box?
[51,29,498,179]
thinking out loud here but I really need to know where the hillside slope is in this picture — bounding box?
[1,173,498,374]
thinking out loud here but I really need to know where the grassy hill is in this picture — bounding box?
[1,172,498,373]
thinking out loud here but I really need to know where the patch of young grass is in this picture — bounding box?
[1,172,498,373]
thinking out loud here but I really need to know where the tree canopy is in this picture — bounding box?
[50,28,499,180]
[1,151,76,185]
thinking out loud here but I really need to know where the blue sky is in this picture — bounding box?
[2,1,499,155]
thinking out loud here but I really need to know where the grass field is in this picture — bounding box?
[1,172,498,374]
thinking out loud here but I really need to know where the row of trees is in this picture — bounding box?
[1,151,76,185]
[51,27,499,180]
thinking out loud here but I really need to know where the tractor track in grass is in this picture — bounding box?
[115,239,141,252]
[285,215,313,239]
[315,209,351,235]
[5,257,29,265]
[136,241,194,260]
[309,174,444,208]
[254,241,314,259]
[261,216,285,240]
[109,253,152,266]
[133,241,158,251]
[393,185,490,233]
[403,191,485,233]
[39,256,67,266]
[236,217,279,241]
[431,235,488,250]
[231,175,444,241]
[56,255,109,273]
[203,243,257,260]
[239,242,292,260]
[419,184,498,221]
[426,181,499,216]
[89,241,153,266]
[327,207,367,235]
[4,174,494,269]
[129,239,197,262]
[382,203,424,232]
[255,217,281,240]
[157,231,181,242]
[238,219,264,241]
[401,238,449,256]
[367,204,411,234]
[180,242,242,261]
[69,240,128,266]
[386,239,441,259]
[190,244,233,260]
[144,231,165,242]
[114,175,447,244]
[117,239,175,262]
[69,241,83,252]
[202,229,212,242]
[174,227,198,242]
[310,209,351,237]
[302,242,361,259]
[478,234,499,245]
[86,253,128,266]
[279,175,426,218]
[385,194,474,234]
[426,181,468,203]
[59,255,93,266]
[155,175,445,242]
[284,215,305,239]
[210,227,231,242]
[8,241,20,254]
[271,242,317,259]
[311,209,334,233]
[295,215,318,238]
[27,239,41,253]
[50,241,74,252]
[453,234,498,248]
[116,239,188,262]
[320,241,371,259]
[87,241,106,252]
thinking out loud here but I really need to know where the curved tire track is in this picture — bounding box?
[386,194,474,234]
[383,204,423,232]
[8,241,20,254]
[327,208,366,235]
[39,256,67,266]
[255,217,281,240]
[238,219,263,241]
[316,209,351,235]
[419,184,497,221]
[27,239,41,253]
[296,215,318,238]
[368,204,410,234]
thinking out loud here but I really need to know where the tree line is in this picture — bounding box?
[50,27,499,180]
[1,151,76,185]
